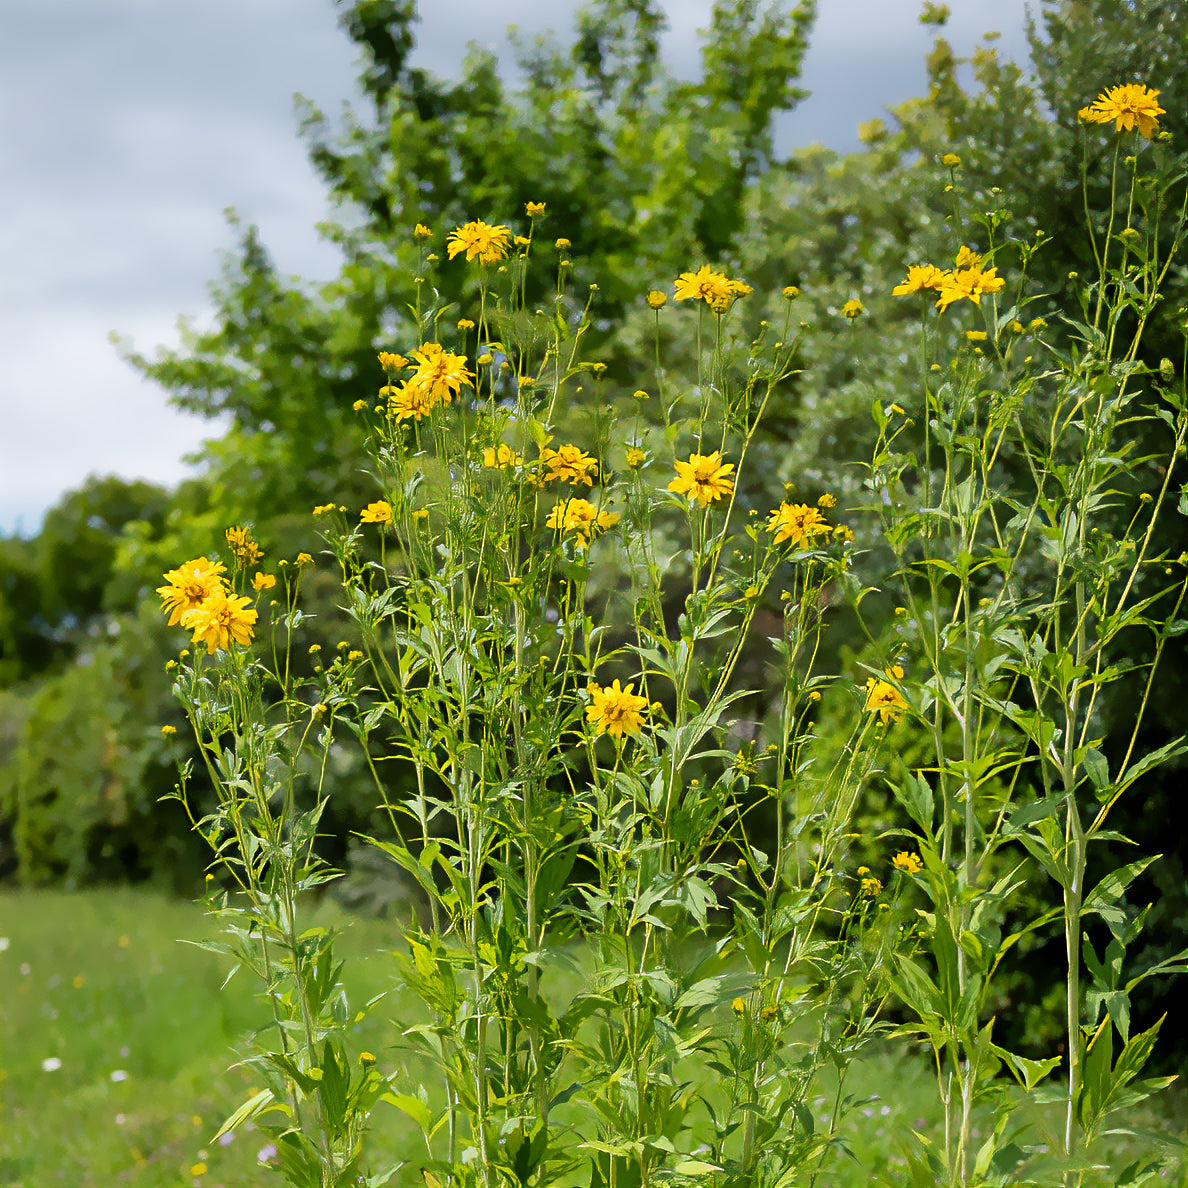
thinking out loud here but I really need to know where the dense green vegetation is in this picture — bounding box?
[1,0,1185,1073]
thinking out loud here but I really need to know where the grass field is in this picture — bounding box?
[1,889,1183,1187]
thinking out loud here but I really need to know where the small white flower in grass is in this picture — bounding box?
[110,1069,128,1082]
[218,1132,234,1147]
[115,1114,126,1125]
[42,1057,62,1072]
[0,937,9,951]
[880,1104,891,1116]
[20,963,31,976]
[257,1144,277,1164]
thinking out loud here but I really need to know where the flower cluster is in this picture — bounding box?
[386,343,474,421]
[546,497,620,548]
[157,555,259,654]
[891,247,1005,311]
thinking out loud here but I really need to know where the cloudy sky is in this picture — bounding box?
[1,0,1033,534]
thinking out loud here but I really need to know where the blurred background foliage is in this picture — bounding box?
[1,0,1184,1059]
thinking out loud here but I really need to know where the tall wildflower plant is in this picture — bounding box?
[869,84,1188,1186]
[162,208,896,1187]
[161,80,1187,1188]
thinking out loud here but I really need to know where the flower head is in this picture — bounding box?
[668,451,735,507]
[625,446,646,469]
[541,444,599,486]
[525,201,546,217]
[554,237,571,249]
[646,290,668,309]
[766,502,830,548]
[863,665,907,725]
[181,590,258,654]
[377,351,408,372]
[935,265,1005,312]
[446,220,511,264]
[674,265,735,307]
[408,342,474,406]
[413,223,432,240]
[360,501,393,525]
[157,558,227,626]
[842,299,864,319]
[942,152,961,167]
[860,874,883,898]
[891,264,946,296]
[483,442,522,470]
[586,679,649,739]
[892,851,924,874]
[954,246,982,269]
[1078,83,1164,138]
[225,526,263,566]
[252,572,276,592]
[546,497,617,547]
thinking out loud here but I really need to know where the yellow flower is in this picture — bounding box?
[731,996,747,1015]
[181,590,258,654]
[160,724,177,736]
[360,1051,378,1066]
[766,502,830,548]
[525,201,546,216]
[954,246,982,269]
[457,318,475,330]
[348,650,364,661]
[863,665,907,725]
[413,223,432,239]
[554,237,571,249]
[891,264,945,296]
[514,234,530,246]
[1007,319,1024,334]
[541,444,599,486]
[744,584,759,599]
[360,501,393,524]
[377,351,408,372]
[313,503,337,516]
[668,451,736,507]
[156,558,227,626]
[483,442,522,470]
[407,342,474,406]
[625,446,646,469]
[893,851,924,874]
[586,679,649,739]
[1078,83,1164,138]
[224,526,263,565]
[191,1163,208,1178]
[352,399,368,411]
[446,219,511,264]
[833,524,854,543]
[642,289,666,310]
[817,493,837,509]
[782,285,801,300]
[860,875,883,898]
[387,382,435,422]
[942,152,961,167]
[842,298,864,319]
[935,265,1005,312]
[296,553,314,566]
[546,497,617,547]
[965,330,988,341]
[679,266,731,308]
[252,572,276,592]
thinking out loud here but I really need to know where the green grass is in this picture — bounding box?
[1,889,1183,1187]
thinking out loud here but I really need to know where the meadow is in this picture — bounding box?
[2,889,1183,1187]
